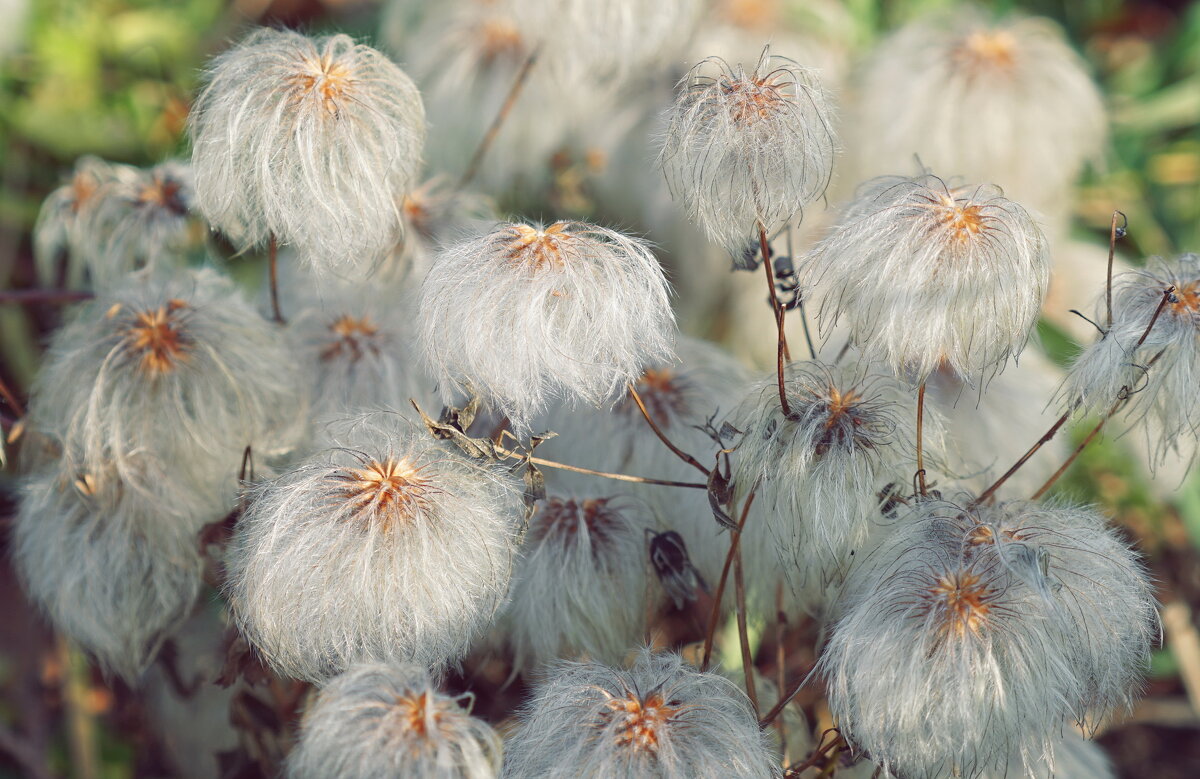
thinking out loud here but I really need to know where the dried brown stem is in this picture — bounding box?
[494,443,707,489]
[733,538,758,714]
[0,289,94,305]
[458,48,540,190]
[0,374,25,419]
[972,410,1071,506]
[782,731,845,777]
[761,224,792,417]
[1105,210,1126,329]
[627,383,710,476]
[758,662,818,728]
[702,491,755,671]
[916,382,928,495]
[268,233,285,325]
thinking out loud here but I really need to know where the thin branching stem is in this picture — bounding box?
[268,233,285,325]
[761,224,793,417]
[493,442,707,489]
[627,383,711,476]
[457,48,540,191]
[1105,210,1126,329]
[916,381,928,495]
[702,490,755,671]
[0,375,26,419]
[972,409,1071,506]
[734,537,758,714]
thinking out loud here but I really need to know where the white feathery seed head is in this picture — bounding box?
[502,649,777,778]
[286,663,501,779]
[822,496,1155,778]
[805,173,1050,383]
[189,28,425,272]
[225,411,522,682]
[28,267,304,518]
[33,155,139,287]
[1062,253,1200,467]
[80,160,199,287]
[14,461,207,680]
[733,360,922,583]
[383,175,496,285]
[659,46,836,255]
[287,273,435,419]
[420,220,675,432]
[505,493,651,670]
[850,8,1106,218]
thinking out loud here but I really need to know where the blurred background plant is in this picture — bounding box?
[1,1,1199,777]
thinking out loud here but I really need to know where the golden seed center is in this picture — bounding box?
[120,300,189,375]
[927,569,993,639]
[334,458,431,524]
[504,222,570,269]
[606,692,679,753]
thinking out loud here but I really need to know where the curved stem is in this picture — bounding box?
[268,233,285,325]
[760,224,792,418]
[627,383,710,476]
[457,48,540,191]
[702,491,756,671]
[916,382,928,495]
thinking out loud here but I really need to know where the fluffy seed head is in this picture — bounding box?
[1062,254,1200,467]
[189,28,425,272]
[419,220,674,432]
[503,650,777,778]
[28,268,304,517]
[849,8,1106,218]
[822,497,1155,778]
[288,274,435,418]
[225,411,521,681]
[286,663,501,779]
[733,361,920,584]
[14,461,208,679]
[805,173,1050,382]
[80,160,198,286]
[659,46,836,255]
[505,494,650,670]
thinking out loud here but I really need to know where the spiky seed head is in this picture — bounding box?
[14,461,208,680]
[286,663,501,779]
[189,28,425,272]
[733,361,921,585]
[419,220,674,432]
[505,494,650,670]
[28,268,304,519]
[225,411,521,682]
[804,173,1050,383]
[659,46,836,255]
[503,650,777,778]
[849,8,1106,219]
[822,497,1155,779]
[1062,253,1200,467]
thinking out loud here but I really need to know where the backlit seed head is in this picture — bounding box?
[848,8,1106,219]
[190,28,425,272]
[28,268,304,520]
[420,220,674,432]
[286,663,501,779]
[823,497,1155,779]
[503,650,776,778]
[733,361,922,584]
[504,494,650,670]
[804,173,1050,383]
[1062,254,1200,467]
[225,411,521,681]
[14,461,208,680]
[660,46,836,255]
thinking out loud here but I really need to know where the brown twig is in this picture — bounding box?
[627,383,710,476]
[734,537,758,714]
[760,224,793,417]
[1105,210,1126,329]
[774,581,790,764]
[758,662,818,728]
[0,289,94,305]
[915,382,928,495]
[0,374,26,419]
[701,491,755,671]
[494,442,707,489]
[1030,288,1175,500]
[458,48,540,190]
[267,234,285,325]
[972,410,1071,506]
[782,731,845,777]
